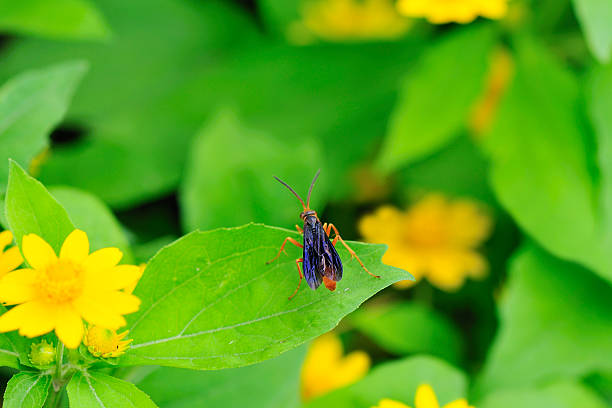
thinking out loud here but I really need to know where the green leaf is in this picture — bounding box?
[50,186,133,262]
[0,60,88,192]
[351,301,462,364]
[589,63,612,270]
[0,194,6,228]
[0,0,110,41]
[0,306,28,369]
[473,244,612,397]
[572,0,612,63]
[119,223,411,369]
[478,381,609,408]
[136,345,306,408]
[5,161,75,253]
[376,24,496,173]
[479,36,610,281]
[305,356,467,408]
[67,371,157,408]
[3,372,51,408]
[180,110,322,232]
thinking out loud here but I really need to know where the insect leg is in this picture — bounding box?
[327,223,380,278]
[266,237,303,264]
[295,224,304,234]
[322,223,332,237]
[288,258,304,300]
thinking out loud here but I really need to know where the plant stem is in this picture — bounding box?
[45,343,66,408]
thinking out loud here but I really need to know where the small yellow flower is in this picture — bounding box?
[83,325,132,358]
[0,229,141,348]
[301,333,370,400]
[290,0,411,43]
[359,194,492,291]
[0,230,23,278]
[29,339,55,366]
[396,0,507,24]
[469,48,514,136]
[372,384,474,408]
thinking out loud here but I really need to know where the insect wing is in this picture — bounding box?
[321,232,343,282]
[303,222,323,290]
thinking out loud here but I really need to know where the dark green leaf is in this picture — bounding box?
[3,373,51,408]
[0,0,110,40]
[180,110,322,232]
[305,356,467,408]
[473,245,612,397]
[119,223,411,369]
[67,371,157,408]
[480,36,609,281]
[136,345,306,408]
[376,24,496,173]
[0,61,87,192]
[5,161,74,253]
[572,0,612,63]
[50,186,133,262]
[351,301,462,364]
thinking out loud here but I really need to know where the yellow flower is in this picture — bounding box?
[396,0,507,24]
[359,194,491,291]
[469,48,514,136]
[372,384,474,408]
[301,333,370,400]
[290,0,411,43]
[0,230,23,278]
[83,325,132,358]
[0,230,141,349]
[122,263,145,294]
[29,339,55,366]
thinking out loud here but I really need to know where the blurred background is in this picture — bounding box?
[0,0,611,406]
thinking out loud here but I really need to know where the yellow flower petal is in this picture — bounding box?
[73,296,127,330]
[415,384,439,408]
[373,399,412,408]
[59,229,89,263]
[55,307,84,349]
[108,265,143,292]
[103,291,141,315]
[22,234,57,270]
[83,248,123,275]
[0,246,24,277]
[17,301,58,338]
[442,399,469,408]
[0,269,37,305]
[0,301,52,334]
[0,230,13,251]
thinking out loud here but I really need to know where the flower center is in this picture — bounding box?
[35,260,84,304]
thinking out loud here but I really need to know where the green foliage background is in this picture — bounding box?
[0,0,611,407]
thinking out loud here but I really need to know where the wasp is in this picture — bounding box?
[267,170,379,300]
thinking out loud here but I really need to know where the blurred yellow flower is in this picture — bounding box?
[84,325,132,358]
[301,333,370,400]
[396,0,507,24]
[0,230,141,348]
[469,48,514,136]
[0,230,23,278]
[290,0,411,43]
[359,194,492,291]
[372,384,474,408]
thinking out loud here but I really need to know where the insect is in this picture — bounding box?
[267,170,379,300]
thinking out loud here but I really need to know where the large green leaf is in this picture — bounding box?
[180,111,323,232]
[67,371,157,408]
[3,372,51,408]
[351,301,462,364]
[473,244,612,397]
[5,161,74,253]
[305,356,467,408]
[479,36,609,281]
[0,0,257,208]
[50,186,133,262]
[136,345,306,408]
[572,0,612,63]
[478,381,609,408]
[589,64,612,270]
[0,0,110,40]
[0,306,28,369]
[0,61,87,192]
[376,24,496,173]
[119,223,411,369]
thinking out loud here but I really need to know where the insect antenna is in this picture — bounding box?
[273,176,306,210]
[306,169,321,210]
